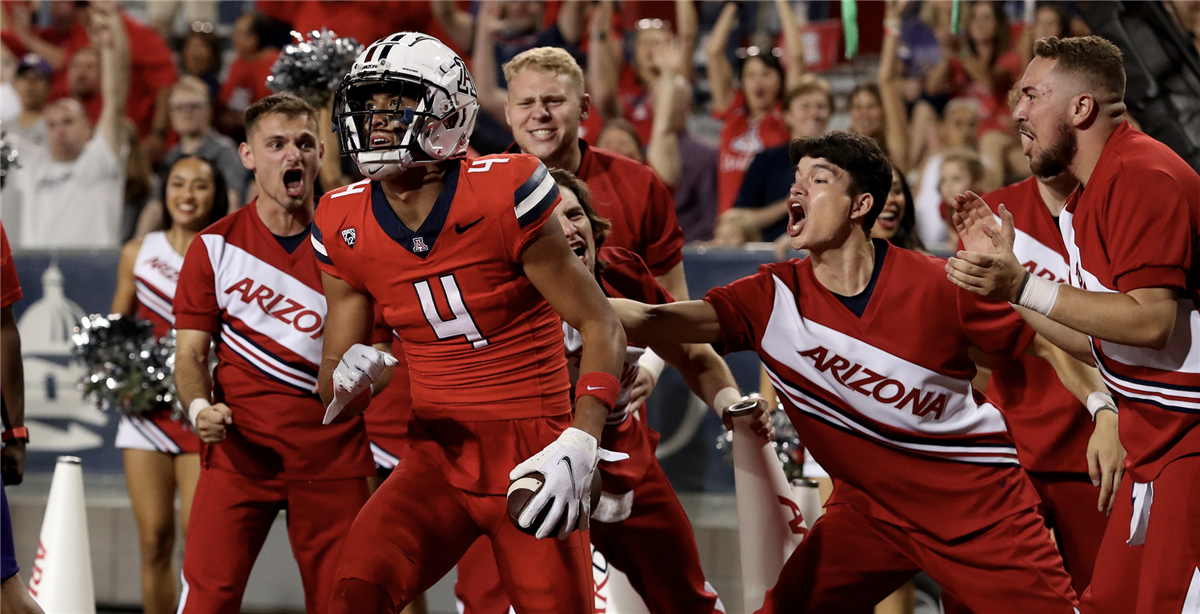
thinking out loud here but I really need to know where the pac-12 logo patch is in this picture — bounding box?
[413,236,429,252]
[341,228,356,248]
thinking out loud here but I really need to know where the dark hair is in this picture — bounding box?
[1033,36,1126,102]
[239,11,287,50]
[788,132,893,235]
[739,52,785,93]
[158,156,230,231]
[598,119,644,154]
[965,1,1012,63]
[1036,4,1072,40]
[888,166,926,251]
[244,93,318,138]
[179,31,223,76]
[549,168,611,248]
[784,77,835,115]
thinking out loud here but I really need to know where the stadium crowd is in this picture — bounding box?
[1,2,1199,614]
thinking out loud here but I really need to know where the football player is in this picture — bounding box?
[314,33,626,614]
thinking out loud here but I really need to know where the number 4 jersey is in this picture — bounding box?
[312,154,573,494]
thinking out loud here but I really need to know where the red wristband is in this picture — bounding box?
[575,372,621,410]
[2,426,29,443]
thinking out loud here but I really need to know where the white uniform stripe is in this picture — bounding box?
[765,365,1021,465]
[1182,568,1200,614]
[135,281,176,325]
[221,324,317,391]
[514,172,556,219]
[176,572,189,614]
[130,414,182,454]
[1094,354,1200,411]
[369,442,400,469]
[310,233,328,257]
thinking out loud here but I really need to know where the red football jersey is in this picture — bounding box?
[312,154,573,494]
[714,91,791,216]
[363,302,412,464]
[219,50,280,114]
[705,241,1040,540]
[981,178,1092,474]
[1060,121,1200,483]
[173,201,372,480]
[1,224,22,309]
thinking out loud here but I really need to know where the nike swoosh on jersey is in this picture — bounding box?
[455,217,484,234]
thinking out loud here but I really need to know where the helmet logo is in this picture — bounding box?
[412,236,430,252]
[341,228,357,248]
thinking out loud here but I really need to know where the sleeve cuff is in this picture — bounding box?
[174,313,221,333]
[1114,266,1188,294]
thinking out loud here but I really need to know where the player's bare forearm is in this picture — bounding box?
[1046,286,1178,350]
[655,261,689,300]
[317,271,374,408]
[652,340,737,416]
[174,329,214,407]
[524,223,626,439]
[1,307,25,431]
[611,298,722,347]
[1012,306,1094,363]
[1030,333,1106,405]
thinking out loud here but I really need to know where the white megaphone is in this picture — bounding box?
[728,400,807,614]
[28,456,95,614]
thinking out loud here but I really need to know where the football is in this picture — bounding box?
[506,472,603,536]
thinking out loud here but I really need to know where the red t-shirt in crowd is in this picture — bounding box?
[219,49,281,115]
[704,240,1040,541]
[1,224,22,309]
[617,66,654,146]
[49,13,177,138]
[947,49,1023,137]
[1060,121,1200,484]
[312,156,573,495]
[173,201,372,480]
[979,177,1092,474]
[714,91,790,215]
[256,1,454,51]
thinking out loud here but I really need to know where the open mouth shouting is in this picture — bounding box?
[569,238,589,267]
[787,197,807,238]
[283,168,305,198]
[876,204,899,231]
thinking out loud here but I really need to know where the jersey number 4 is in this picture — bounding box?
[414,275,489,349]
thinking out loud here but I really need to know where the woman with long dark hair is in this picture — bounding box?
[109,156,229,614]
[873,165,927,252]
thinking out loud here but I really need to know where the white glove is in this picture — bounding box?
[322,343,399,425]
[509,427,600,540]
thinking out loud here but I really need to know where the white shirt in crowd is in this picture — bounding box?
[10,131,128,249]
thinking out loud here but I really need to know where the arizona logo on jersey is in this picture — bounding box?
[311,153,571,419]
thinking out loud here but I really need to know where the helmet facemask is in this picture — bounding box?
[336,78,438,180]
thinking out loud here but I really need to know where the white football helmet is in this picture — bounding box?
[334,32,479,181]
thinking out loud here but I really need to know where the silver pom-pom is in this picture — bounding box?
[267,29,363,107]
[0,136,19,189]
[715,403,805,481]
[72,314,180,415]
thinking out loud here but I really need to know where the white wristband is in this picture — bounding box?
[637,349,666,384]
[1015,272,1060,317]
[712,386,742,415]
[1086,391,1117,420]
[188,398,212,426]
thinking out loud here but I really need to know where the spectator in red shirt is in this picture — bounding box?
[927,0,1023,192]
[217,12,281,141]
[0,0,89,94]
[706,0,806,216]
[588,0,699,147]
